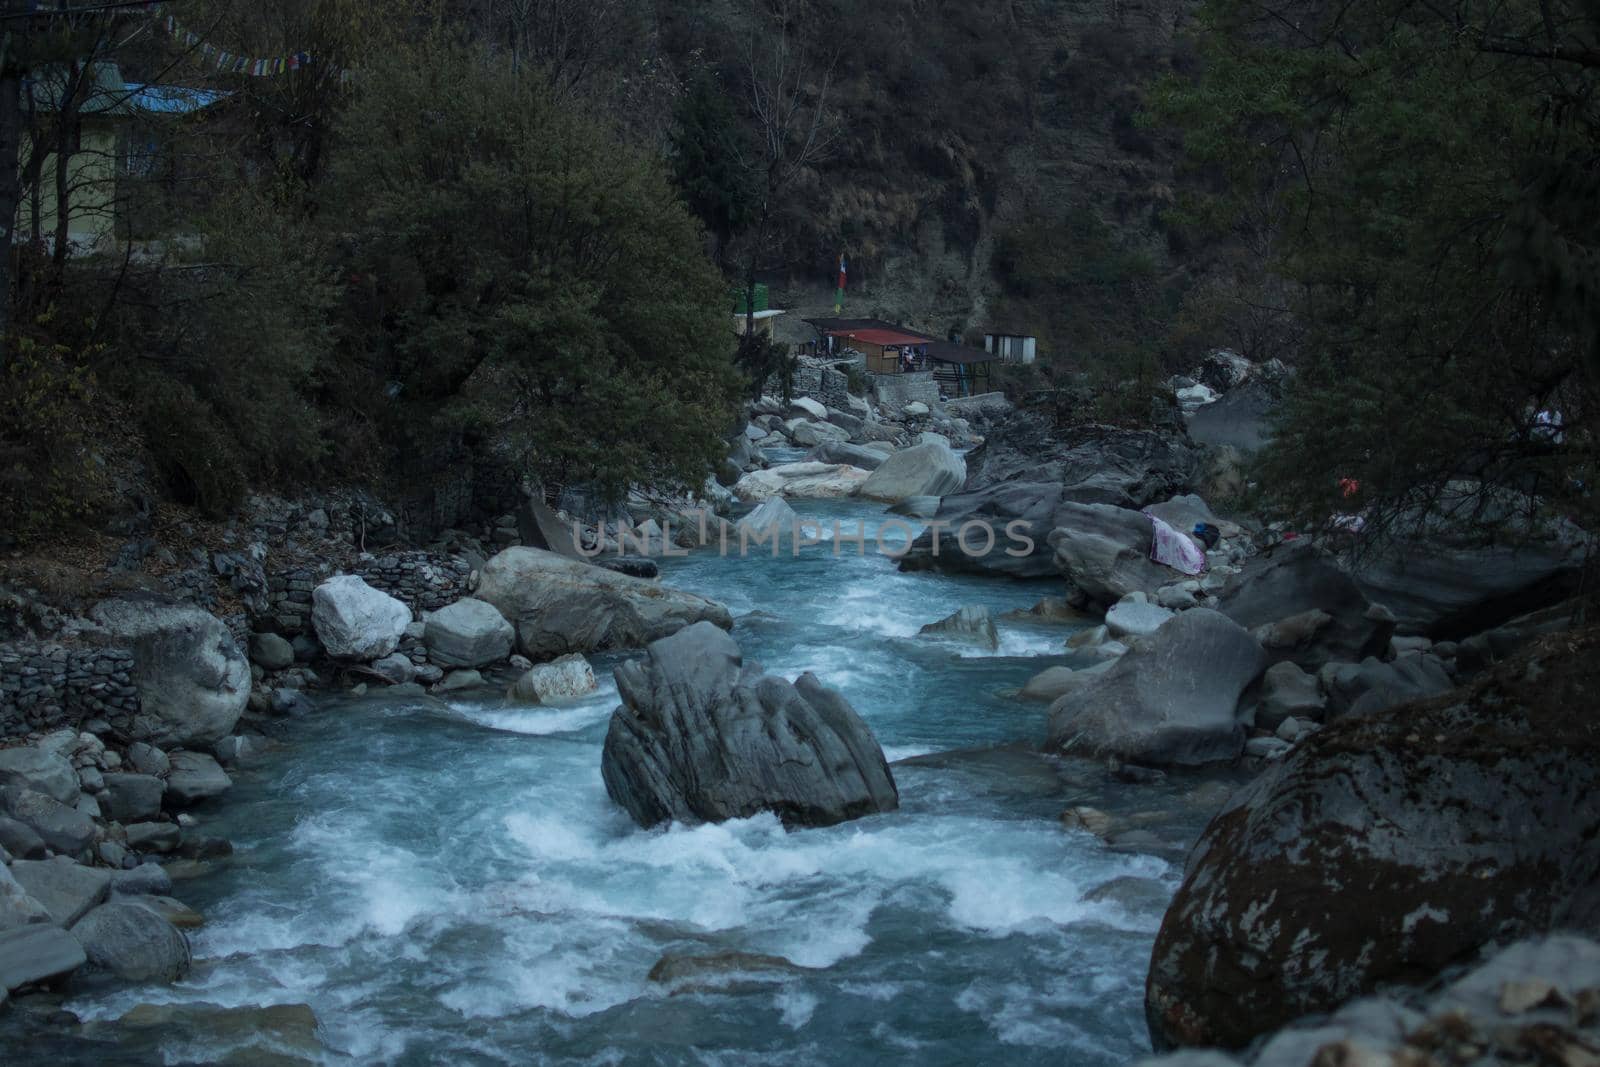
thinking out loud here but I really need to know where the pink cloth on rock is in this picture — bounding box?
[1145,513,1207,575]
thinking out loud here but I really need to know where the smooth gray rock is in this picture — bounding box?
[125,742,170,778]
[515,497,582,558]
[0,816,45,860]
[1215,542,1393,671]
[369,652,415,684]
[1256,661,1325,730]
[888,495,941,519]
[857,441,967,502]
[1143,494,1221,535]
[90,596,250,747]
[110,863,173,897]
[71,901,191,983]
[1145,631,1600,1051]
[424,597,515,668]
[1018,666,1080,702]
[124,822,181,853]
[311,575,411,660]
[476,547,732,660]
[1048,504,1173,606]
[1322,654,1454,720]
[1048,609,1268,766]
[917,605,999,651]
[963,413,1201,507]
[0,923,85,991]
[805,441,887,471]
[1351,540,1580,639]
[248,632,294,671]
[734,498,799,541]
[0,747,79,806]
[4,789,97,854]
[1106,601,1176,638]
[601,623,898,829]
[9,857,111,926]
[102,774,165,824]
[433,670,483,693]
[164,752,232,806]
[0,864,50,931]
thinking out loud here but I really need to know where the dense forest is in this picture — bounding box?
[0,0,1594,551]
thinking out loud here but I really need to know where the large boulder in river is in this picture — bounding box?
[735,462,870,501]
[601,622,899,829]
[1047,609,1268,766]
[90,596,250,747]
[804,441,887,470]
[424,597,514,668]
[476,547,732,660]
[1047,503,1170,606]
[900,481,1074,578]
[962,414,1200,508]
[71,901,191,983]
[1214,542,1392,671]
[0,747,79,806]
[1144,628,1600,1052]
[310,576,411,660]
[857,441,967,503]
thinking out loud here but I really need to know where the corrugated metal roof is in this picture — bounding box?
[125,84,231,115]
[806,317,936,342]
[924,340,997,365]
[828,327,931,347]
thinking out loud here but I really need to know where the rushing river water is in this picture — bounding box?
[38,494,1236,1065]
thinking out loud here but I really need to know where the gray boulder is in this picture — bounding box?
[506,654,597,704]
[71,902,191,983]
[788,419,849,447]
[888,495,940,519]
[311,575,412,660]
[1215,542,1393,671]
[125,742,170,777]
[475,547,732,660]
[1106,601,1176,638]
[1350,540,1581,638]
[0,864,50,931]
[0,747,79,806]
[1018,665,1089,703]
[804,441,887,471]
[857,441,967,503]
[4,789,97,854]
[102,773,165,823]
[248,632,294,671]
[514,497,582,558]
[601,622,899,829]
[963,414,1200,507]
[124,822,181,853]
[0,817,45,860]
[1145,629,1600,1052]
[1321,654,1454,720]
[164,752,232,805]
[110,863,173,898]
[90,596,250,747]
[1048,609,1268,766]
[734,498,799,542]
[424,597,515,668]
[0,923,85,991]
[1048,504,1172,606]
[917,605,999,651]
[9,857,111,926]
[369,652,415,684]
[1255,661,1325,730]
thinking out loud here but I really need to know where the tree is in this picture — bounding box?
[1155,0,1599,545]
[327,37,742,501]
[670,67,754,268]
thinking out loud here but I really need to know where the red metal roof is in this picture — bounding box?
[826,327,930,347]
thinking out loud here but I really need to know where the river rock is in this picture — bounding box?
[1350,540,1581,638]
[788,396,827,420]
[370,652,415,684]
[514,498,582,558]
[0,923,85,991]
[788,419,850,447]
[163,752,232,806]
[0,747,80,806]
[1214,542,1393,671]
[1321,654,1454,720]
[735,462,871,501]
[433,670,482,693]
[110,863,172,898]
[804,441,887,470]
[0,864,50,931]
[963,414,1200,509]
[10,857,111,926]
[857,441,967,503]
[4,789,97,855]
[601,622,899,829]
[102,774,165,824]
[734,498,799,542]
[424,597,515,668]
[917,605,999,650]
[128,895,204,930]
[1047,609,1268,766]
[1144,629,1600,1052]
[506,654,597,704]
[125,742,170,778]
[248,632,294,671]
[124,822,180,853]
[115,1001,323,1057]
[1047,504,1170,606]
[1106,601,1176,638]
[0,816,45,860]
[475,547,732,660]
[90,596,250,747]
[888,495,940,519]
[1019,666,1080,702]
[311,576,412,660]
[70,901,191,983]
[1255,661,1325,730]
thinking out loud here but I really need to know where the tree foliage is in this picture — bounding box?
[1156,0,1599,542]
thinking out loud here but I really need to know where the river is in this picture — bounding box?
[44,496,1233,1065]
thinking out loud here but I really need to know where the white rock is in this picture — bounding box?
[311,576,412,660]
[903,401,930,417]
[735,462,871,501]
[789,397,827,420]
[856,441,967,503]
[507,654,598,704]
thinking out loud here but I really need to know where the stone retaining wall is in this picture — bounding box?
[871,371,941,411]
[354,553,473,615]
[0,642,140,740]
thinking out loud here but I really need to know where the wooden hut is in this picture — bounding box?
[923,341,997,397]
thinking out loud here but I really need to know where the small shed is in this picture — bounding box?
[923,341,997,397]
[984,329,1037,364]
[804,317,937,372]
